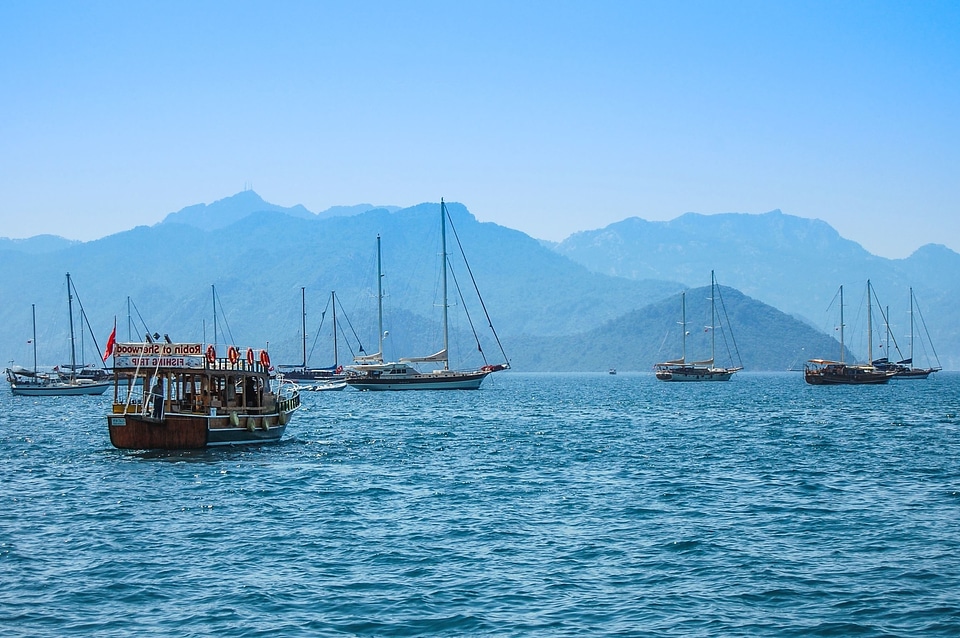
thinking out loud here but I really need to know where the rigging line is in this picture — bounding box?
[447,257,487,364]
[213,287,236,346]
[335,294,367,356]
[129,298,153,341]
[306,293,333,364]
[443,206,509,364]
[713,283,742,368]
[913,295,942,367]
[70,280,107,367]
[868,283,905,361]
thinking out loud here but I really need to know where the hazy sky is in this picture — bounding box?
[2,1,958,258]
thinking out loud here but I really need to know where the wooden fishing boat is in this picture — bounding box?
[106,341,301,449]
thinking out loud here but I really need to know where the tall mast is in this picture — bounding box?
[31,304,38,375]
[301,287,307,368]
[376,234,384,360]
[867,280,874,364]
[681,291,687,362]
[67,272,77,377]
[710,270,716,364]
[440,199,449,371]
[126,296,132,341]
[839,285,845,364]
[212,284,217,346]
[331,291,339,367]
[909,287,915,364]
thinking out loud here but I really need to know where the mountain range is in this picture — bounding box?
[0,191,953,372]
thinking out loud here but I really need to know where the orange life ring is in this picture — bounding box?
[206,344,216,364]
[259,350,270,367]
[227,346,240,364]
[246,347,255,366]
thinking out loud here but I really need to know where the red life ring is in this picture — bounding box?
[227,346,240,364]
[335,365,343,374]
[259,350,271,367]
[206,345,216,364]
[246,348,255,366]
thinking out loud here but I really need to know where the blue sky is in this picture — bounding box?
[1,1,958,258]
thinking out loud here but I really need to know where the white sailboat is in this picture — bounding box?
[345,200,509,390]
[654,270,742,382]
[5,274,111,396]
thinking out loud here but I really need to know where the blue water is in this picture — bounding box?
[2,372,960,636]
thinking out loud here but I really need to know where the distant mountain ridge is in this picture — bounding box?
[0,193,955,371]
[158,191,403,231]
[552,209,958,367]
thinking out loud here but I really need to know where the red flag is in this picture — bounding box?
[103,325,117,362]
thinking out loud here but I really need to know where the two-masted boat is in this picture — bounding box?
[871,286,941,380]
[654,271,742,382]
[277,288,347,391]
[804,282,894,385]
[5,274,110,396]
[106,341,301,449]
[345,200,509,390]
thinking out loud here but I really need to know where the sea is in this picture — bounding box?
[2,372,960,637]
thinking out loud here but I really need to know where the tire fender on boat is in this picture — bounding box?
[229,411,240,427]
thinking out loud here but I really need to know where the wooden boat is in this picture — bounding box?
[654,271,743,382]
[804,282,894,385]
[106,341,301,449]
[5,275,110,396]
[345,200,509,391]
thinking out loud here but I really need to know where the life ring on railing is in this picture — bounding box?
[227,346,240,365]
[246,347,255,366]
[335,365,343,374]
[206,344,217,364]
[259,350,271,367]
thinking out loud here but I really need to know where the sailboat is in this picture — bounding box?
[872,286,942,379]
[804,281,895,385]
[5,274,111,396]
[345,199,509,390]
[654,271,742,381]
[278,288,347,390]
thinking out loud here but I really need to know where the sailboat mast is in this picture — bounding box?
[839,285,845,364]
[331,290,339,367]
[681,291,687,362]
[909,287,915,363]
[67,272,77,377]
[867,280,874,364]
[441,199,449,371]
[212,284,217,346]
[31,303,38,375]
[376,234,384,359]
[126,296,132,341]
[301,287,307,368]
[710,270,716,364]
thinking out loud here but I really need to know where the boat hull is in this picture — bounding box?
[654,366,737,382]
[346,369,491,391]
[107,412,288,450]
[10,380,111,396]
[804,368,893,385]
